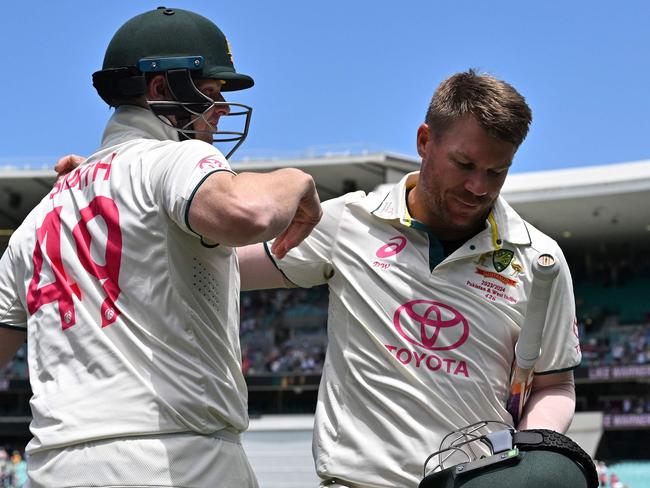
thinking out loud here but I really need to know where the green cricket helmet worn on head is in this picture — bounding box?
[93,6,253,158]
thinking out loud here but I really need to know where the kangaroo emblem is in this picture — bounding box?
[510,261,524,276]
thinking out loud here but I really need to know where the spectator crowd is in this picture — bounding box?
[1,289,649,380]
[0,449,27,488]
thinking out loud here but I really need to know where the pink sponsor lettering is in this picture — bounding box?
[384,344,469,377]
[51,153,116,199]
[28,196,123,330]
[426,355,441,371]
[396,348,411,364]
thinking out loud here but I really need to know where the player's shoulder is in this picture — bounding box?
[516,218,571,272]
[109,138,231,191]
[152,139,230,171]
[321,190,369,217]
[311,190,368,232]
[522,218,563,255]
[323,190,368,207]
[4,205,40,260]
[110,137,220,159]
[497,197,562,256]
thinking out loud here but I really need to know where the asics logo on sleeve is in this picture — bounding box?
[376,236,407,258]
[197,157,228,172]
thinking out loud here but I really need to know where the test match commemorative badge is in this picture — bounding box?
[492,249,514,272]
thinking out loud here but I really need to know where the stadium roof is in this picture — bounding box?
[1,154,649,246]
[501,159,650,246]
[232,152,421,200]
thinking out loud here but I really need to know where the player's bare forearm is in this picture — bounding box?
[189,168,321,247]
[517,370,576,433]
[0,328,27,368]
[56,156,322,249]
[238,243,291,291]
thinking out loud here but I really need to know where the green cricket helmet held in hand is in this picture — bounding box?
[419,425,598,488]
[93,6,253,157]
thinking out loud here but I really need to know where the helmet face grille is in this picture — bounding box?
[150,99,252,159]
[146,68,252,158]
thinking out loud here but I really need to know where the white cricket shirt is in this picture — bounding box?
[268,172,581,488]
[0,106,248,454]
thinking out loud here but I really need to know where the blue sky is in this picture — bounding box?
[1,1,649,172]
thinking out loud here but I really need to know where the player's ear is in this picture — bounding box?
[416,123,431,158]
[147,74,170,101]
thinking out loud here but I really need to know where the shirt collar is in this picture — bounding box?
[370,171,419,226]
[489,196,531,246]
[370,171,531,247]
[101,105,180,148]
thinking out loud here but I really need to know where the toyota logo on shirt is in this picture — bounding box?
[393,300,469,350]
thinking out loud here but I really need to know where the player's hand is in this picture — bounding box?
[54,154,85,176]
[271,190,322,260]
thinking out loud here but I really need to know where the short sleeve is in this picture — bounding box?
[535,246,582,374]
[0,243,27,330]
[267,191,366,288]
[148,139,235,237]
